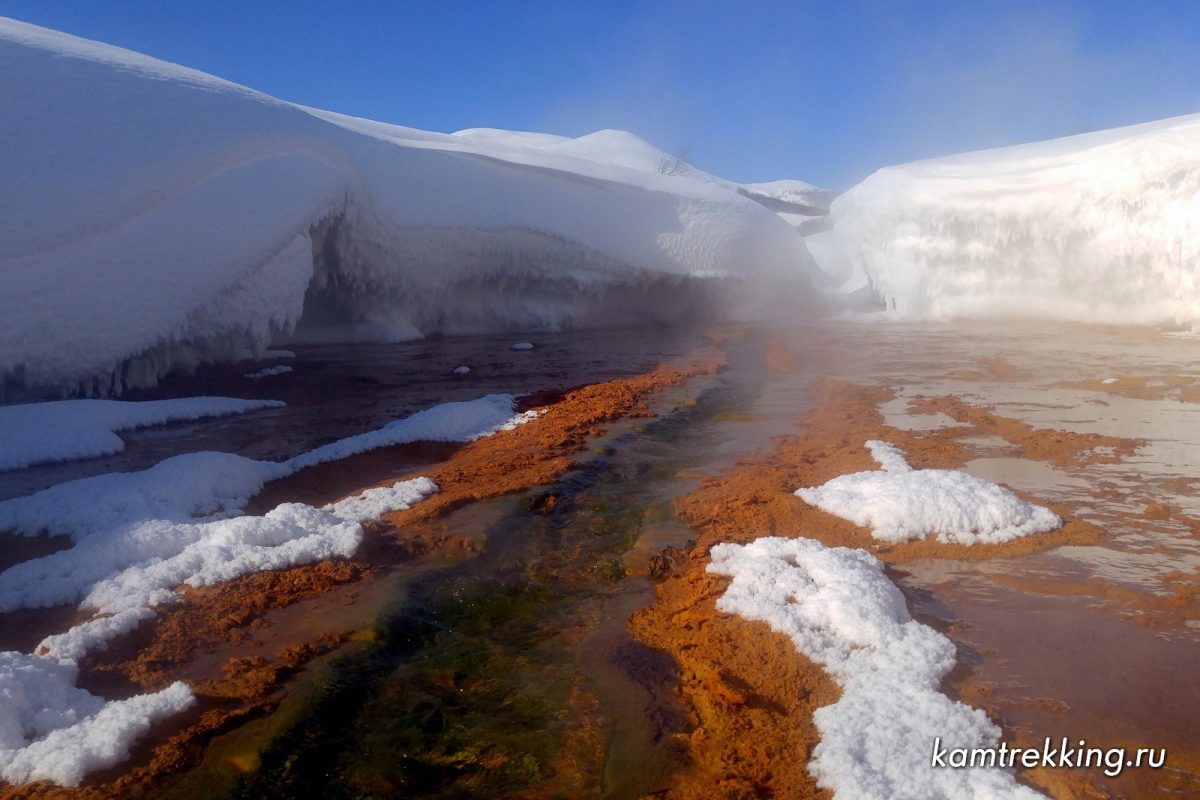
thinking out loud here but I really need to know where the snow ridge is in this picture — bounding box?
[0,393,535,786]
[709,537,1044,799]
[795,440,1060,544]
[0,397,284,471]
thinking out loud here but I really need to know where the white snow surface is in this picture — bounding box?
[0,18,817,396]
[0,452,291,540]
[0,397,284,471]
[824,113,1200,329]
[286,394,535,470]
[0,392,536,785]
[244,365,293,380]
[709,537,1044,799]
[795,441,1060,544]
[0,651,194,786]
[323,477,439,524]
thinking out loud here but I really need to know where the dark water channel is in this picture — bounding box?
[160,334,772,799]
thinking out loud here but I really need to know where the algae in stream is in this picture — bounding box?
[219,350,764,799]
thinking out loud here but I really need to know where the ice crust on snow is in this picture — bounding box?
[709,537,1045,799]
[0,397,284,471]
[822,113,1200,328]
[795,440,1060,544]
[0,393,532,785]
[0,18,818,397]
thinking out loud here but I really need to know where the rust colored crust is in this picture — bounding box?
[630,377,1133,800]
[1,351,724,799]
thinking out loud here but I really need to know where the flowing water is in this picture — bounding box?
[4,320,1197,797]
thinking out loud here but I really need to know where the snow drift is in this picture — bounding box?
[821,114,1200,328]
[795,440,1061,544]
[709,537,1044,799]
[0,397,284,471]
[0,393,535,785]
[0,18,818,398]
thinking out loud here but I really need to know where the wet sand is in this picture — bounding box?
[2,321,1197,798]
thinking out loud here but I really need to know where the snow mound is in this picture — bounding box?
[0,452,291,540]
[0,392,534,785]
[795,440,1060,544]
[0,397,284,471]
[0,652,193,786]
[286,394,534,470]
[0,18,818,397]
[823,113,1200,329]
[244,365,293,380]
[324,477,439,524]
[709,537,1044,799]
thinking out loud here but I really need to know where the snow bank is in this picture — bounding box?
[0,397,284,471]
[0,452,290,540]
[824,114,1200,328]
[244,365,293,380]
[0,18,817,397]
[324,477,438,523]
[0,393,532,784]
[0,652,194,786]
[709,537,1044,799]
[795,441,1060,544]
[286,394,535,470]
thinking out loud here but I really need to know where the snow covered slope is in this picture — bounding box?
[738,180,835,236]
[823,114,1200,328]
[0,18,818,397]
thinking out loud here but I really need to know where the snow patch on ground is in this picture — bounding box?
[244,365,293,380]
[511,342,534,351]
[323,477,439,524]
[0,652,194,786]
[0,392,535,785]
[286,394,534,470]
[0,452,291,540]
[0,397,284,471]
[709,537,1044,799]
[795,440,1060,544]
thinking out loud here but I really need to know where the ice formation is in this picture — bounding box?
[822,114,1200,328]
[0,397,284,471]
[709,537,1045,799]
[795,441,1060,544]
[0,394,533,785]
[0,18,819,397]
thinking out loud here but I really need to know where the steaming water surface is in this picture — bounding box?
[3,320,1196,797]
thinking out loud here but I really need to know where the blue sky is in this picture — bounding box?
[3,0,1198,189]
